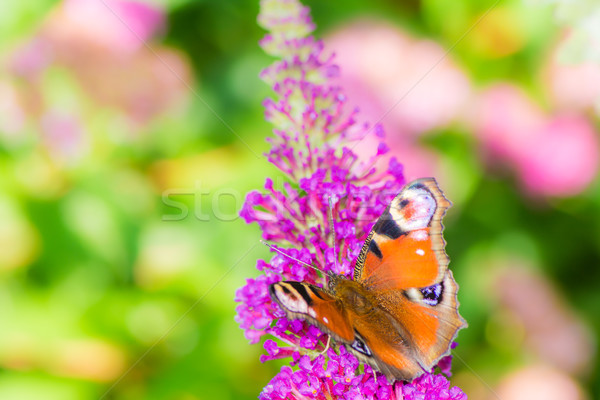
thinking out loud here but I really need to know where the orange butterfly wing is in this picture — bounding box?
[353,178,466,374]
[270,279,427,381]
[375,269,465,369]
[343,293,426,380]
[269,281,354,342]
[355,178,450,288]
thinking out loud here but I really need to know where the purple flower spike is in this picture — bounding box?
[236,0,467,398]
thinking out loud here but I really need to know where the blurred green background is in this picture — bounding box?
[1,0,599,399]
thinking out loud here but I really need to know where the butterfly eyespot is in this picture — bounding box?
[420,283,443,306]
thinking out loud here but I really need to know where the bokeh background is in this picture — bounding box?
[1,0,599,399]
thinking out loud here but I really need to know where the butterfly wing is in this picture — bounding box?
[353,178,466,376]
[354,178,450,288]
[377,269,465,369]
[343,293,426,381]
[270,279,426,381]
[269,281,354,343]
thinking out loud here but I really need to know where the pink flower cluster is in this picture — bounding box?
[261,347,463,400]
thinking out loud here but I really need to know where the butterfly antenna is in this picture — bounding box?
[260,240,324,275]
[328,196,338,271]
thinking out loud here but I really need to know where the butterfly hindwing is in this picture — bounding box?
[343,291,425,380]
[269,281,354,342]
[377,269,466,370]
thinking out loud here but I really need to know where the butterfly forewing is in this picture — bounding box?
[354,178,450,286]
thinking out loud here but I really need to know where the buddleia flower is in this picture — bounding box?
[235,1,466,398]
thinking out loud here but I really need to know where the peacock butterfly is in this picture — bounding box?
[269,178,467,381]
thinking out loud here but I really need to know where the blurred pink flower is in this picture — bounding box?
[494,365,586,400]
[472,84,599,197]
[518,116,599,197]
[326,20,471,137]
[324,20,472,179]
[10,39,52,82]
[41,111,88,162]
[11,0,165,80]
[471,85,544,162]
[495,265,595,376]
[55,0,164,54]
[545,42,600,113]
[38,0,189,125]
[6,0,191,147]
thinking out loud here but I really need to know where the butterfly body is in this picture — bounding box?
[269,178,466,382]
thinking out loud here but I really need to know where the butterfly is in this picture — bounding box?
[269,178,467,382]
